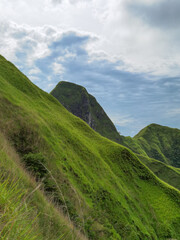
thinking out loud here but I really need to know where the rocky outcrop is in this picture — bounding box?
[51,81,122,142]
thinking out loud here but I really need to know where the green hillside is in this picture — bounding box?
[51,81,122,143]
[134,124,180,167]
[50,81,180,190]
[0,132,84,240]
[118,137,180,191]
[137,154,180,190]
[0,55,180,239]
[50,81,180,168]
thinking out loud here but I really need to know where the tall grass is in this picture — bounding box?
[0,133,85,240]
[0,177,40,240]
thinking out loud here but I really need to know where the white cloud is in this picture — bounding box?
[29,67,41,75]
[111,114,134,127]
[0,21,50,64]
[1,0,180,76]
[47,83,55,91]
[52,0,92,4]
[52,62,65,75]
[166,108,180,117]
[28,75,41,82]
[52,0,62,4]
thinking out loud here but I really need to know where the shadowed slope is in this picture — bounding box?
[51,81,122,143]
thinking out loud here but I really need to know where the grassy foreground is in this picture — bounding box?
[0,55,180,239]
[0,126,86,240]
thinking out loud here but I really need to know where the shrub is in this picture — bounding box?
[22,153,47,179]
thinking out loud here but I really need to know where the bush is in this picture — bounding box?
[22,153,47,179]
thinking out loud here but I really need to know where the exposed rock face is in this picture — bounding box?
[51,81,122,142]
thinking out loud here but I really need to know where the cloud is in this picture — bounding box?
[0,21,101,91]
[0,21,56,64]
[1,20,180,136]
[49,31,96,50]
[52,62,65,75]
[52,0,62,4]
[166,108,180,117]
[127,0,180,29]
[111,114,134,127]
[52,0,92,5]
[29,67,41,75]
[2,0,180,76]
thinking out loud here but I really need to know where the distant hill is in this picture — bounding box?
[51,81,122,143]
[120,134,180,190]
[134,124,180,168]
[1,55,180,239]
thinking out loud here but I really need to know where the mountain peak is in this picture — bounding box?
[51,81,122,142]
[54,81,86,90]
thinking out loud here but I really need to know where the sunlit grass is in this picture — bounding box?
[0,54,179,239]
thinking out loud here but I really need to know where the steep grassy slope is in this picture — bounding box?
[51,82,180,169]
[51,81,122,143]
[134,124,180,167]
[0,132,84,240]
[0,55,180,239]
[118,137,180,191]
[50,81,180,190]
[137,154,180,190]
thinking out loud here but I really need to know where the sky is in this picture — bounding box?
[0,0,180,136]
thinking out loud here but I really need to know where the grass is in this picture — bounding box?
[0,177,40,240]
[0,131,86,240]
[138,154,180,190]
[134,123,180,167]
[0,54,180,239]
